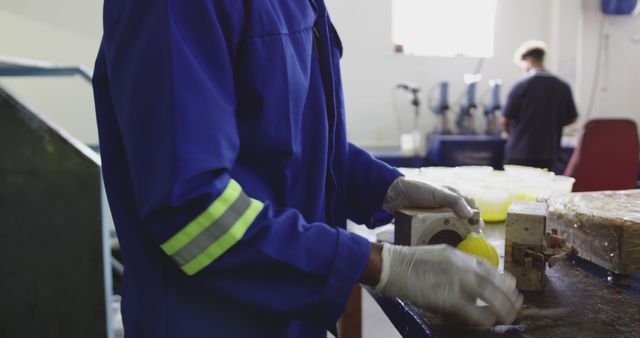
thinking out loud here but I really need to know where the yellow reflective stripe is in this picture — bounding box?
[160,179,242,256]
[181,199,264,276]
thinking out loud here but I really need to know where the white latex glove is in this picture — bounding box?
[375,243,523,327]
[383,177,477,219]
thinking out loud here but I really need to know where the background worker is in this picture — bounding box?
[92,1,521,337]
[502,41,579,171]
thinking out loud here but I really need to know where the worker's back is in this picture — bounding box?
[503,71,578,169]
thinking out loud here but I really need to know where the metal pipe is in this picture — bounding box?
[0,55,93,83]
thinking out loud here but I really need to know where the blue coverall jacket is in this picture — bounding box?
[92,0,401,337]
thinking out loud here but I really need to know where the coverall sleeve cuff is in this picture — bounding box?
[367,165,403,221]
[314,229,370,326]
[374,165,404,207]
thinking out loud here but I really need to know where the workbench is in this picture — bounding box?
[365,134,576,174]
[367,222,640,338]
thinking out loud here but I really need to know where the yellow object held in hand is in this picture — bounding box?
[456,233,499,268]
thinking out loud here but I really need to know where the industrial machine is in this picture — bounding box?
[505,202,576,291]
[455,74,481,135]
[427,82,451,134]
[482,79,502,135]
[396,81,422,131]
[394,201,576,292]
[0,86,113,337]
[0,55,116,338]
[373,200,639,338]
[395,82,424,155]
[505,202,548,291]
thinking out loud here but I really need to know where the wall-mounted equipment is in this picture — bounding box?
[483,79,502,135]
[395,82,423,155]
[505,202,577,292]
[427,82,450,134]
[456,73,481,134]
[601,0,640,15]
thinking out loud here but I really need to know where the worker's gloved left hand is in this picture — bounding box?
[383,177,477,218]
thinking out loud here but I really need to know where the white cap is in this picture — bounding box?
[513,40,548,66]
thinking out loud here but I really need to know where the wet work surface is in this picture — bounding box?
[420,222,640,338]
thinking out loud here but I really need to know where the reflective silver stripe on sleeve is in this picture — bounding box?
[171,191,252,266]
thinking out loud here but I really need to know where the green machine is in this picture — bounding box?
[0,57,113,338]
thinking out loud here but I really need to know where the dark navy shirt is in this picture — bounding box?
[503,70,578,167]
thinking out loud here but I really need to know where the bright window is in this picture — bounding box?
[392,0,498,58]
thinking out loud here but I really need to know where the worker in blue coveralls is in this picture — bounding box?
[503,41,578,171]
[92,1,522,337]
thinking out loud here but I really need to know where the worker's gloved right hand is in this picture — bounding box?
[375,243,523,327]
[383,177,477,219]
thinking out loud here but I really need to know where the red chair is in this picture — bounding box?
[564,119,640,192]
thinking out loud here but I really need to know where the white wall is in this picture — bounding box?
[328,0,640,146]
[0,1,102,145]
[1,0,638,147]
[326,0,554,146]
[577,0,640,124]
